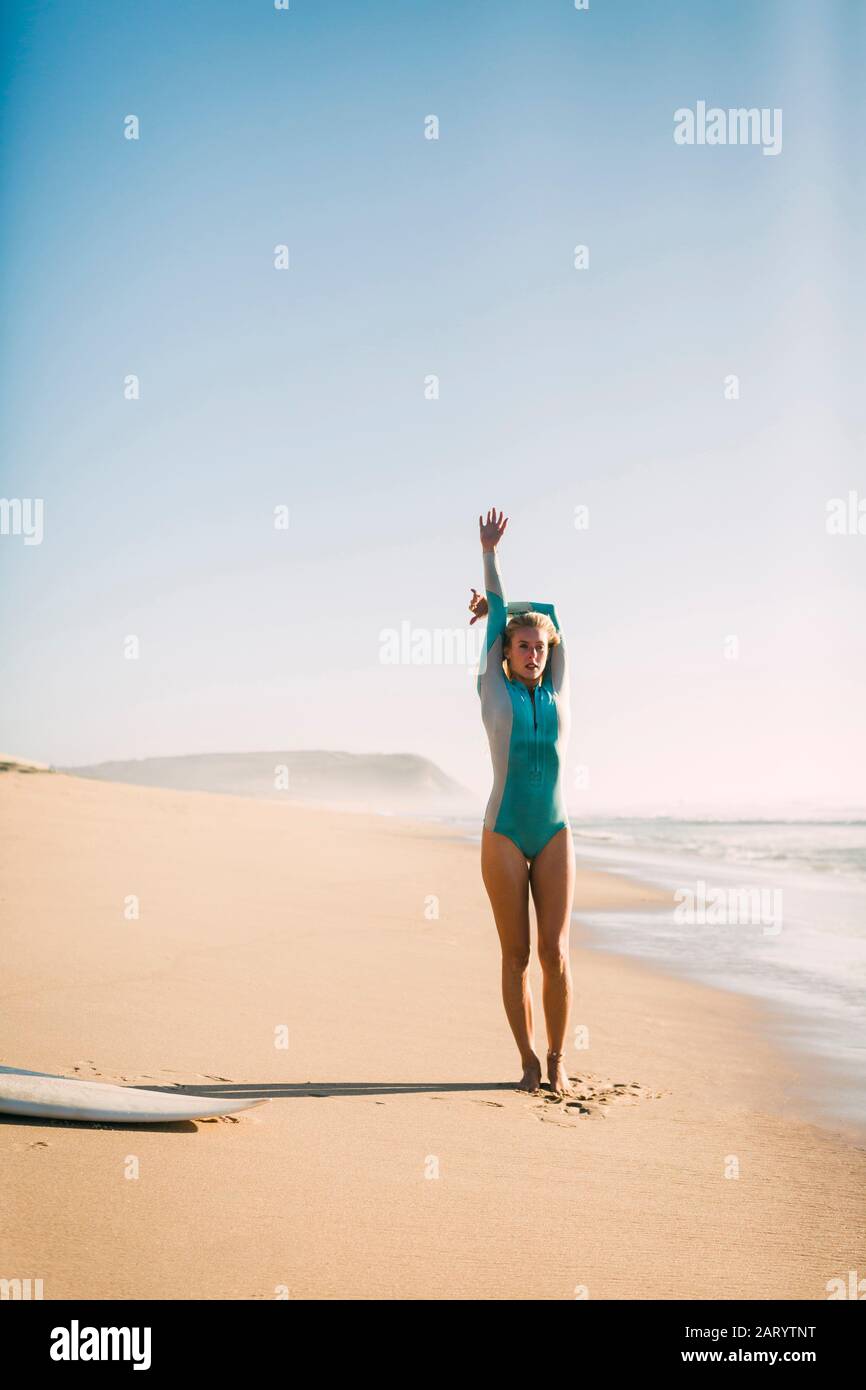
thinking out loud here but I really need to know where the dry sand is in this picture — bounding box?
[1,769,863,1300]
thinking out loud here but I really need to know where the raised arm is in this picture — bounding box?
[543,603,568,698]
[477,548,508,696]
[476,509,509,697]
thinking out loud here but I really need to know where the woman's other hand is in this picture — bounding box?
[468,588,488,625]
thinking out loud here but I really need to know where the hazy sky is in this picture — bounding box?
[1,0,863,814]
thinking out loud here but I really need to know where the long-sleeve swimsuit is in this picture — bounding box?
[477,548,571,859]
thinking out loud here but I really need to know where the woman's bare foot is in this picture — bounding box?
[546,1049,574,1097]
[516,1054,542,1092]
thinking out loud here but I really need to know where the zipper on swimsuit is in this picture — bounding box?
[528,686,540,779]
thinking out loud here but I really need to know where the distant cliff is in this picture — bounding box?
[60,750,477,817]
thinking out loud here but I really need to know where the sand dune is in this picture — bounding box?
[0,754,52,773]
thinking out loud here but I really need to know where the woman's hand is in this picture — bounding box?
[468,588,488,625]
[479,507,508,553]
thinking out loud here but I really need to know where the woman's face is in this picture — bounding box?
[505,626,548,684]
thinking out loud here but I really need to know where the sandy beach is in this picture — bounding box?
[1,767,863,1301]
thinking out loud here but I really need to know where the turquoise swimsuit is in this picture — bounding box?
[476,549,571,860]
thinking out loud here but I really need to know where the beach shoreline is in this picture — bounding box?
[382,809,866,1146]
[1,769,863,1300]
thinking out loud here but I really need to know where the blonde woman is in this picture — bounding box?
[470,508,575,1096]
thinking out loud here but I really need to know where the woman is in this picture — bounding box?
[470,508,575,1097]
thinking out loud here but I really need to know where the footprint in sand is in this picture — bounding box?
[72,1063,238,1088]
[529,1073,669,1125]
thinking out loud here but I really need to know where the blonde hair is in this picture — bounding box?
[502,611,560,660]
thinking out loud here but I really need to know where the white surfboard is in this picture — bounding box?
[0,1064,269,1123]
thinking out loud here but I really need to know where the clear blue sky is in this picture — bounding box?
[1,0,863,812]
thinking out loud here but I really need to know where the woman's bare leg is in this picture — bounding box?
[529,826,576,1095]
[480,827,541,1091]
